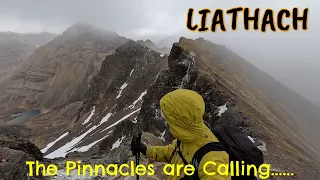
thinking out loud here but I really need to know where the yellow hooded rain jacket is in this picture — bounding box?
[146,89,230,180]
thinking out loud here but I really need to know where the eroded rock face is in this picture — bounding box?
[138,39,251,143]
[136,37,320,179]
[41,40,168,159]
[0,132,44,180]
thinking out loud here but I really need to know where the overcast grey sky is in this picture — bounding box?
[1,0,320,106]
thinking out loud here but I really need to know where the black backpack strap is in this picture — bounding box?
[174,141,226,180]
[189,142,226,180]
[168,140,182,163]
[176,140,189,165]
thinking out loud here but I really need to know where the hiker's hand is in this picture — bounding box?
[130,138,147,155]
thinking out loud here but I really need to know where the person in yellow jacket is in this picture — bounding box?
[131,89,230,180]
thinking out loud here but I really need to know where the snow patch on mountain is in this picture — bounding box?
[45,124,99,159]
[100,113,113,125]
[216,103,228,116]
[73,135,109,153]
[129,69,134,76]
[129,90,147,109]
[247,136,267,152]
[101,108,141,133]
[156,72,160,79]
[41,132,69,153]
[159,130,166,142]
[257,141,267,151]
[179,54,195,88]
[116,82,128,99]
[248,136,255,143]
[111,136,126,150]
[82,107,96,125]
[132,117,137,123]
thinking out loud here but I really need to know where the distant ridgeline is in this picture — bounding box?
[186,7,308,32]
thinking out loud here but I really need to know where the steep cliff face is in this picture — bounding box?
[0,32,56,83]
[139,38,260,141]
[137,37,320,179]
[40,40,168,159]
[0,23,128,114]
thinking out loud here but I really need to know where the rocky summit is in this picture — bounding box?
[0,23,320,180]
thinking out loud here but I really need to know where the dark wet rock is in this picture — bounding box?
[0,132,43,160]
[0,133,44,180]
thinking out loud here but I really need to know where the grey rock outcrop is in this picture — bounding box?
[0,132,44,180]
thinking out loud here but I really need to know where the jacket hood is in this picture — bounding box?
[160,89,209,142]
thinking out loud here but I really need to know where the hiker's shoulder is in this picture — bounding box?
[201,132,220,144]
[190,133,219,148]
[197,135,229,163]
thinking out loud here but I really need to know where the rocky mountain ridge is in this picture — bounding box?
[39,39,168,160]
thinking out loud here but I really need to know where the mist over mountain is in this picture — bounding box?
[136,39,170,54]
[0,22,128,115]
[0,32,56,83]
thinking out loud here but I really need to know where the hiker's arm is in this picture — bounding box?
[198,152,231,180]
[146,140,176,162]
